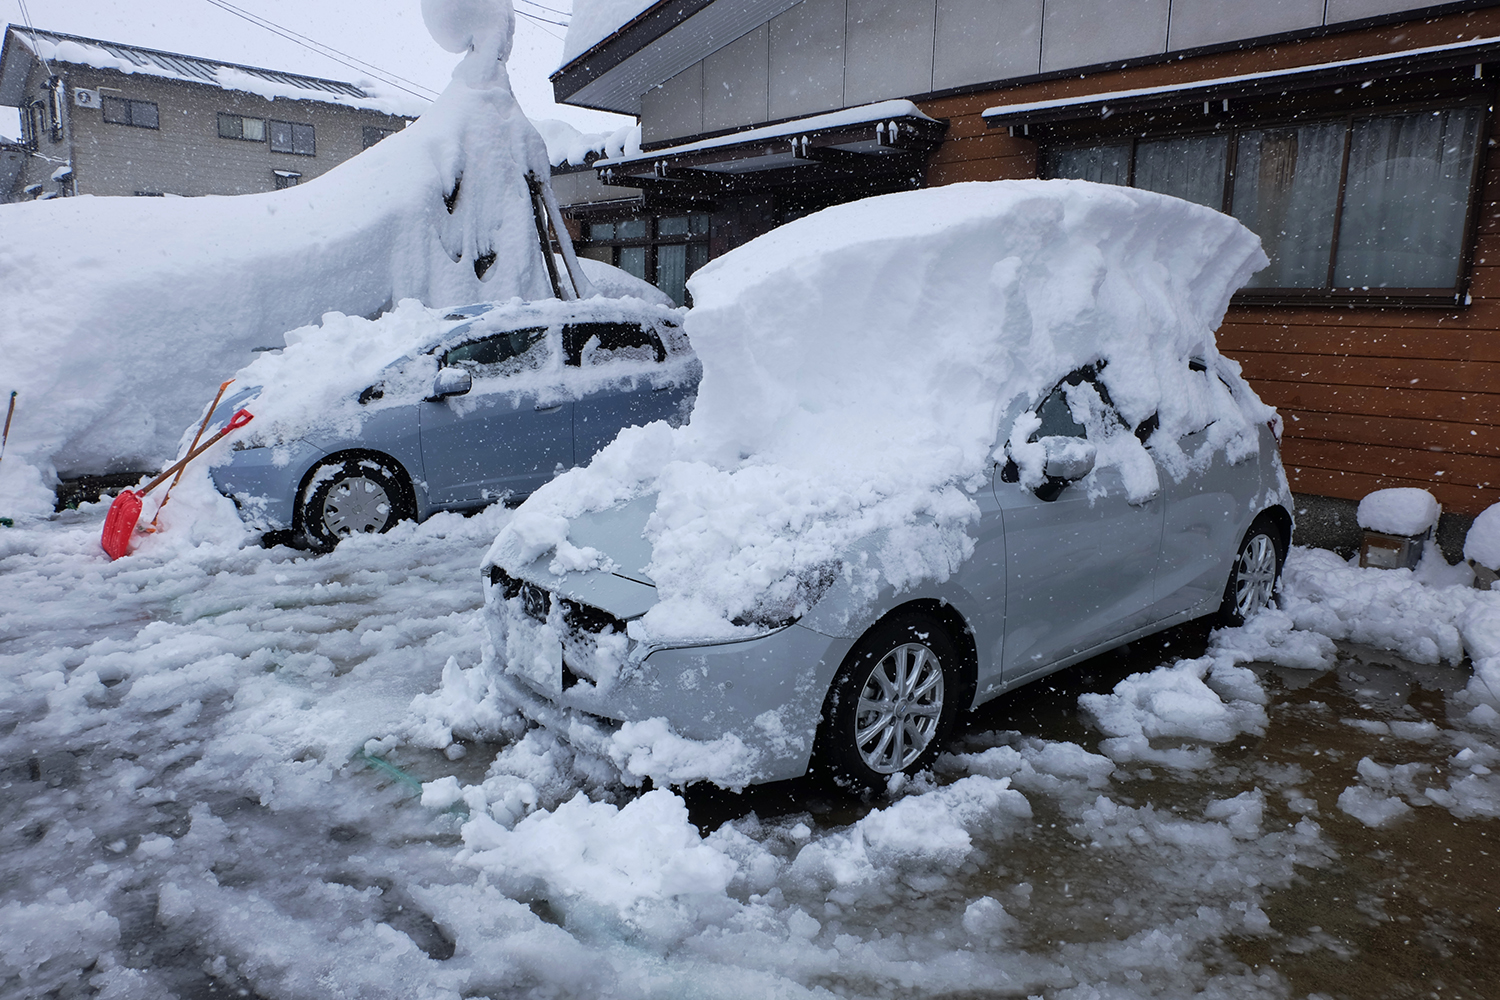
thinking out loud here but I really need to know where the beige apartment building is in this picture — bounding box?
[0,25,413,202]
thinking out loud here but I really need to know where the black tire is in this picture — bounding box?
[1216,513,1287,626]
[814,612,965,791]
[297,454,415,551]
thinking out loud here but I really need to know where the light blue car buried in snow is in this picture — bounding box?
[209,298,698,549]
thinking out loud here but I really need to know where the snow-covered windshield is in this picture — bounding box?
[487,180,1271,642]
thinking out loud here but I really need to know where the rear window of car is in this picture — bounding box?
[444,326,548,372]
[562,322,666,367]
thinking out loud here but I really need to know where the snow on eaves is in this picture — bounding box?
[562,0,660,65]
[595,99,936,165]
[533,118,641,167]
[10,27,426,118]
[982,34,1500,121]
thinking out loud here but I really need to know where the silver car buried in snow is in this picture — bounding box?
[478,181,1292,791]
[482,365,1290,790]
[208,297,697,549]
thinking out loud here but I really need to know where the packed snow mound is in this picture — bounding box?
[1466,503,1500,570]
[0,0,590,519]
[1357,488,1440,536]
[570,256,672,305]
[488,181,1271,641]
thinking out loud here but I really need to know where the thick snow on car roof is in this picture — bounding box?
[226,294,688,450]
[489,180,1271,642]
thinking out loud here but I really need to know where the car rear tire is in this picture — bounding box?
[1217,513,1287,626]
[814,612,964,791]
[298,455,414,551]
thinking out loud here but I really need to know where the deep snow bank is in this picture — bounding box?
[488,180,1270,641]
[0,0,585,517]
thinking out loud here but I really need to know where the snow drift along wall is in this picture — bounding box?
[0,0,582,517]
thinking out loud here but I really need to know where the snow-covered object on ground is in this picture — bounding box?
[571,255,671,305]
[0,0,583,518]
[1357,487,1440,536]
[561,0,656,63]
[1465,502,1500,570]
[487,180,1271,643]
[534,118,642,166]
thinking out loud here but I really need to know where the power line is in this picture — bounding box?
[14,0,56,75]
[516,11,566,41]
[517,0,571,19]
[518,10,568,29]
[199,0,440,102]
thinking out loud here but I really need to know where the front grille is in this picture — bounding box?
[489,566,630,635]
[489,566,551,623]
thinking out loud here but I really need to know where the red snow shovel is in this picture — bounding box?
[100,408,253,560]
[147,379,234,533]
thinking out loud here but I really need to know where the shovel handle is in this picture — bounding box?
[139,408,253,495]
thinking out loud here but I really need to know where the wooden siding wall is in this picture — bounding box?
[918,8,1500,516]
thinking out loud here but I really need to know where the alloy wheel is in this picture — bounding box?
[1234,532,1279,619]
[855,642,946,773]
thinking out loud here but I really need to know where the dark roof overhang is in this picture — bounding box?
[594,101,948,203]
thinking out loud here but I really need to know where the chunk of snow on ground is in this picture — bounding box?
[1280,547,1474,665]
[1080,654,1269,768]
[460,789,738,917]
[1337,785,1412,827]
[1357,487,1440,536]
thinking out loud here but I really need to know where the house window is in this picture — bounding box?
[1042,104,1485,302]
[363,126,396,148]
[273,170,301,189]
[269,120,316,156]
[218,113,266,141]
[576,214,711,305]
[101,96,159,129]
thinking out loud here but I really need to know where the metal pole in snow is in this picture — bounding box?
[0,392,15,466]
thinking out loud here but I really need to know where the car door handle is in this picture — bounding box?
[535,403,563,413]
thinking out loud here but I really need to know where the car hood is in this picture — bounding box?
[494,494,660,621]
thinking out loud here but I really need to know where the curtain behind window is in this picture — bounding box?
[1133,135,1228,210]
[1334,108,1482,289]
[1232,123,1345,288]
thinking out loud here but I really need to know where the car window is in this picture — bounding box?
[1030,367,1116,441]
[443,326,548,375]
[562,322,666,367]
[1034,384,1088,438]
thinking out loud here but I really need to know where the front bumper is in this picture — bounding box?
[209,441,320,531]
[481,574,852,787]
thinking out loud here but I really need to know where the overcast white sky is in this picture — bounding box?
[3,0,631,136]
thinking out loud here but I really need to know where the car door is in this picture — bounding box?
[566,320,692,460]
[995,368,1165,684]
[418,325,574,507]
[1150,359,1263,620]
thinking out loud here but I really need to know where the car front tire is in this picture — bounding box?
[815,612,964,791]
[298,455,414,551]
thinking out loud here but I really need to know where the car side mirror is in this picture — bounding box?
[429,366,472,400]
[1040,436,1096,482]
